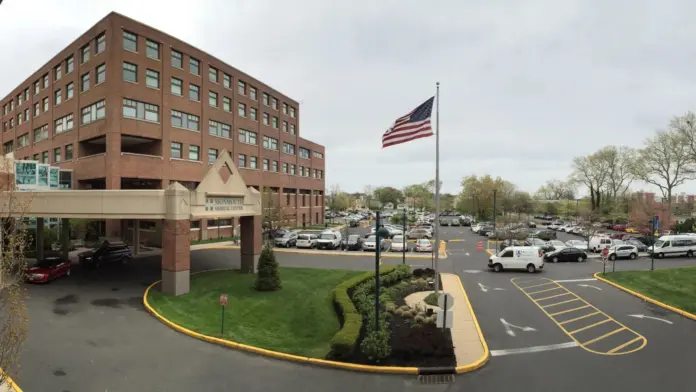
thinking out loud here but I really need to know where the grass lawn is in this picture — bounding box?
[191,237,238,245]
[601,267,696,314]
[147,267,362,358]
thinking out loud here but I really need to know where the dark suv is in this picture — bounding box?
[78,241,132,268]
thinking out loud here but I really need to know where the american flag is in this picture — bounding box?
[382,97,434,148]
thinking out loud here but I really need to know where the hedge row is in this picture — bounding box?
[328,266,396,359]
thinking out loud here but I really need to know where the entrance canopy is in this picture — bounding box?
[0,150,261,220]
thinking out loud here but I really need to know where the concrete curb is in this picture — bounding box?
[452,275,491,374]
[198,245,447,259]
[0,368,23,392]
[593,273,696,322]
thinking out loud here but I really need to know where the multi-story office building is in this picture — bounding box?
[0,12,326,240]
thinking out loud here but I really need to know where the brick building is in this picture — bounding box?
[628,192,693,231]
[0,12,326,241]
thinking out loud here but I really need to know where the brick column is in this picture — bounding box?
[60,218,70,261]
[161,182,192,296]
[240,215,262,273]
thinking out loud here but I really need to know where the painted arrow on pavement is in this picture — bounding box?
[500,318,537,337]
[628,314,673,324]
[578,284,602,291]
[479,283,505,292]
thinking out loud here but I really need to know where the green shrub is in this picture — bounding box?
[417,312,426,318]
[403,311,414,319]
[254,243,281,291]
[394,309,404,317]
[414,315,425,324]
[410,308,418,316]
[398,305,410,313]
[411,323,423,329]
[424,292,440,307]
[360,330,391,361]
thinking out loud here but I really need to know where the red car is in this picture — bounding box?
[25,258,71,283]
[612,224,627,232]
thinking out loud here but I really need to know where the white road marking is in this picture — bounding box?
[490,342,579,356]
[500,318,537,337]
[578,284,602,291]
[478,283,505,292]
[628,314,673,324]
[554,278,597,283]
[462,269,482,273]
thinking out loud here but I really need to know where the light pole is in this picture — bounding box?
[374,211,390,332]
[402,209,407,265]
[471,194,475,220]
[493,189,497,228]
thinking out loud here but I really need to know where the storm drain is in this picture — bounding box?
[418,374,455,385]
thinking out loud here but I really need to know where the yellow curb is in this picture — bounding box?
[594,273,696,322]
[0,368,22,392]
[485,249,494,256]
[452,274,490,374]
[142,270,419,375]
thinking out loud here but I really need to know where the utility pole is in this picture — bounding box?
[493,189,497,229]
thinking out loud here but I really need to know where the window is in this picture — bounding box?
[81,44,90,64]
[8,101,13,111]
[170,78,183,95]
[16,94,22,106]
[249,156,257,169]
[272,160,278,172]
[299,166,304,177]
[42,74,49,89]
[54,147,61,162]
[263,93,269,106]
[250,107,257,121]
[299,147,310,159]
[146,40,160,60]
[272,97,278,110]
[123,31,137,51]
[238,154,246,168]
[171,49,183,68]
[54,65,62,81]
[123,99,159,122]
[34,125,48,142]
[208,148,218,163]
[282,162,288,173]
[189,145,200,161]
[223,73,231,89]
[318,170,323,179]
[17,134,29,148]
[283,142,296,155]
[42,151,49,164]
[33,80,40,95]
[208,120,231,138]
[16,114,21,126]
[263,112,269,125]
[263,136,278,150]
[8,119,12,129]
[146,69,160,89]
[189,84,200,101]
[33,103,40,117]
[290,107,296,118]
[55,114,74,134]
[96,33,106,54]
[23,109,29,122]
[272,116,278,129]
[209,91,218,107]
[23,88,29,102]
[283,103,288,114]
[263,159,269,171]
[209,67,218,83]
[189,57,200,75]
[81,100,106,124]
[81,72,90,92]
[237,103,246,117]
[66,83,74,100]
[66,55,74,73]
[54,89,62,105]
[314,151,324,159]
[171,110,200,131]
[65,144,73,160]
[237,80,246,95]
[122,62,137,82]
[170,142,182,159]
[223,97,231,112]
[3,141,13,154]
[250,86,257,100]
[290,124,296,135]
[42,97,49,112]
[282,121,288,132]
[238,129,257,144]
[32,153,39,160]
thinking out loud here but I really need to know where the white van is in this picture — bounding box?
[488,246,544,273]
[317,230,343,250]
[589,236,615,253]
[649,235,696,258]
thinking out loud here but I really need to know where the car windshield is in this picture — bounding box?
[366,236,377,242]
[348,235,360,242]
[298,235,310,240]
[654,240,665,248]
[319,233,335,240]
[35,259,60,268]
[393,236,404,242]
[418,239,430,245]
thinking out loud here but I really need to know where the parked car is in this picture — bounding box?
[274,232,298,248]
[589,236,615,253]
[607,245,639,260]
[25,257,71,283]
[390,235,408,252]
[529,229,556,240]
[344,234,365,251]
[479,225,495,236]
[415,238,433,253]
[488,246,544,273]
[295,233,318,249]
[362,235,386,251]
[317,230,343,250]
[565,240,589,250]
[78,241,132,268]
[544,247,588,263]
[407,229,432,240]
[626,238,649,252]
[547,240,567,250]
[612,224,627,232]
[450,219,461,227]
[526,238,547,247]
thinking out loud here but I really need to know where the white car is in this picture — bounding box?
[296,234,318,249]
[547,240,567,250]
[488,246,544,273]
[527,238,547,247]
[390,235,408,252]
[565,240,588,250]
[472,224,482,233]
[548,223,560,230]
[415,238,433,252]
[607,245,638,260]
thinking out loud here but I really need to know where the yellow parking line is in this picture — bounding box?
[536,292,572,301]
[542,298,580,308]
[559,311,601,325]
[581,327,626,346]
[527,286,563,295]
[568,318,612,335]
[520,282,557,290]
[549,305,591,317]
[607,337,643,354]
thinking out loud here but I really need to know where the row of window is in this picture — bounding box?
[119,30,297,117]
[2,82,77,132]
[2,139,74,164]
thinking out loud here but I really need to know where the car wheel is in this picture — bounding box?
[527,264,536,273]
[493,263,503,272]
[609,254,616,261]
[577,256,585,262]
[552,257,559,263]
[629,253,637,260]
[688,250,694,258]
[658,253,664,259]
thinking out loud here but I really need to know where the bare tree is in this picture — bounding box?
[0,156,30,387]
[603,146,636,201]
[363,185,374,210]
[261,187,287,238]
[670,111,696,162]
[571,152,610,211]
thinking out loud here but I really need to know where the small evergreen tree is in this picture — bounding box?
[254,243,282,291]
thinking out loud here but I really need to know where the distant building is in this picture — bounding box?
[629,192,695,230]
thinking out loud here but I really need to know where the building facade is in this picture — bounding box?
[0,12,325,240]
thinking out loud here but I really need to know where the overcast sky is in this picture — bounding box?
[2,0,696,196]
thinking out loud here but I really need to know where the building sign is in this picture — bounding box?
[205,196,244,212]
[49,167,60,188]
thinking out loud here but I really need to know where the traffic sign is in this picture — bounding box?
[438,292,455,310]
[219,293,228,307]
[436,309,454,329]
[601,248,609,258]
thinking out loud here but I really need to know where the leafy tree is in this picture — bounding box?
[403,183,432,211]
[456,175,517,219]
[254,243,281,291]
[440,193,455,211]
[535,180,575,200]
[373,187,403,207]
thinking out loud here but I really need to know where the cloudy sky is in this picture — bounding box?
[2,0,696,196]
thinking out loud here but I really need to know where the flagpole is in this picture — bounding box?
[434,82,441,295]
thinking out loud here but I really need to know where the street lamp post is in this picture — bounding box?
[402,209,407,265]
[471,195,475,220]
[374,211,390,332]
[493,189,498,229]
